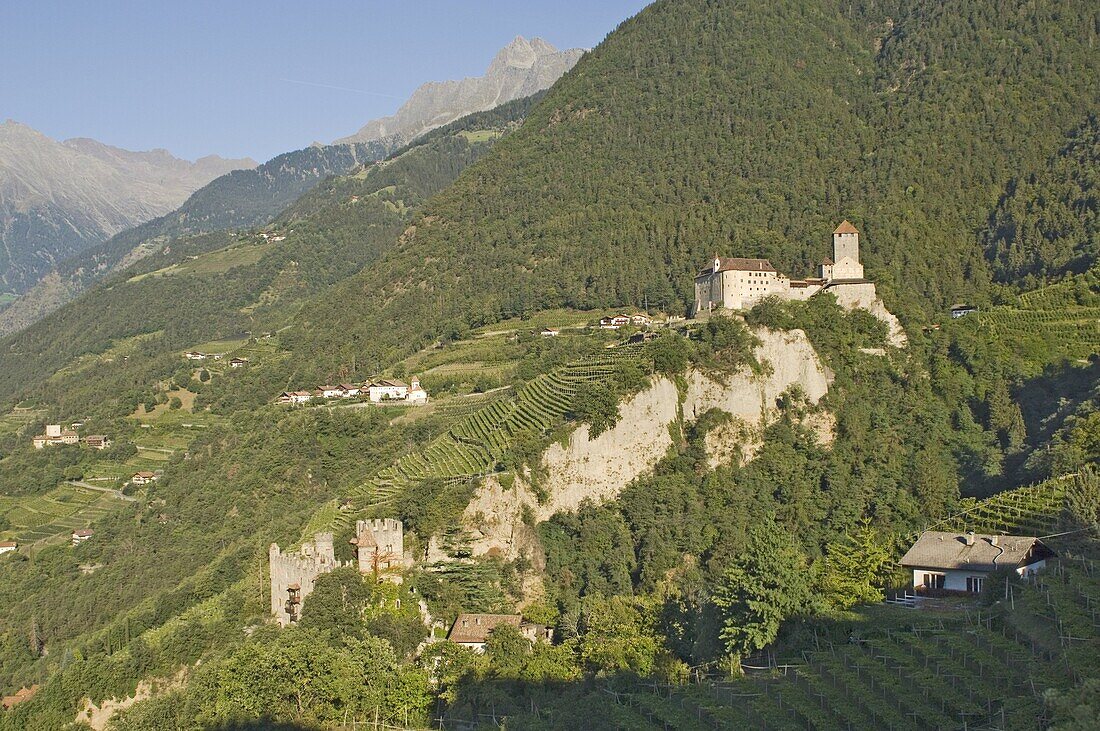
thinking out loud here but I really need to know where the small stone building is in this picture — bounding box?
[447,613,553,652]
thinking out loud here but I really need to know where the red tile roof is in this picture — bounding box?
[834,220,859,234]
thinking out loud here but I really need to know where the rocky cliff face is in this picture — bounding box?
[0,120,255,294]
[444,328,835,564]
[335,36,583,147]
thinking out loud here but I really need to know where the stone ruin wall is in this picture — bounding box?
[269,532,348,626]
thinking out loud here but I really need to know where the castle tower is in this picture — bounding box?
[350,518,405,581]
[830,220,864,280]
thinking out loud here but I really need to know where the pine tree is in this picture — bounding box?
[819,519,893,609]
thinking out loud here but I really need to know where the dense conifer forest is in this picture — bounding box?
[0,1,1096,729]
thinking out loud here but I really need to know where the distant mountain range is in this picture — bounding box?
[0,36,582,338]
[335,36,583,146]
[0,120,254,295]
[0,140,390,337]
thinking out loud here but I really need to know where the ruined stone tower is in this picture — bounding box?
[268,532,339,626]
[350,518,405,580]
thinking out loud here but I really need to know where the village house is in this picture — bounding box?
[448,614,522,652]
[693,221,869,315]
[900,531,1055,595]
[339,383,361,398]
[84,435,110,450]
[184,351,207,361]
[0,541,18,555]
[446,613,553,652]
[598,314,632,329]
[278,391,313,405]
[33,424,78,449]
[950,304,979,319]
[368,379,409,402]
[320,385,343,399]
[540,327,560,337]
[230,357,249,368]
[130,471,157,485]
[71,529,94,546]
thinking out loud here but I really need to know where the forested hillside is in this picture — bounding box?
[0,1,1096,729]
[0,97,539,411]
[283,0,1099,377]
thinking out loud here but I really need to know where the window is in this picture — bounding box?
[922,573,945,589]
[966,576,984,593]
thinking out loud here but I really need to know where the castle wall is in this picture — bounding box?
[269,533,341,626]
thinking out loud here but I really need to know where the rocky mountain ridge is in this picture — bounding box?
[335,36,583,146]
[0,120,255,294]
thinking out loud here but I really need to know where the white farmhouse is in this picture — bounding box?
[368,379,409,402]
[277,391,313,405]
[0,541,17,555]
[900,531,1054,595]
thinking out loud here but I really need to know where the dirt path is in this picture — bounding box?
[66,480,137,502]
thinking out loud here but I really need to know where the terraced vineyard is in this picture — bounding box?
[976,272,1100,363]
[332,344,649,528]
[929,476,1070,538]
[0,407,41,439]
[0,484,122,545]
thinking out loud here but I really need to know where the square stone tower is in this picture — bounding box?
[830,220,864,280]
[350,518,405,580]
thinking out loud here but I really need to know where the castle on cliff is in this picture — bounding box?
[268,518,407,626]
[693,221,870,315]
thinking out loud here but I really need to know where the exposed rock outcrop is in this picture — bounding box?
[453,328,835,562]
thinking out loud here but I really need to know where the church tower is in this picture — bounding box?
[830,220,864,280]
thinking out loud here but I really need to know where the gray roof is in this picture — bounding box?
[447,613,521,644]
[900,531,1051,572]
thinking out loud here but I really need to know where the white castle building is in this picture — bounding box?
[694,221,868,315]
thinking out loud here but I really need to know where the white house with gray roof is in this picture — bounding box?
[900,531,1054,595]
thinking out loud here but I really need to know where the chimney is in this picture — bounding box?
[964,531,976,546]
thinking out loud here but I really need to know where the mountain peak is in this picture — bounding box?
[335,36,584,147]
[489,36,561,72]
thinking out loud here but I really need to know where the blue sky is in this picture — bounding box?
[0,1,649,162]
